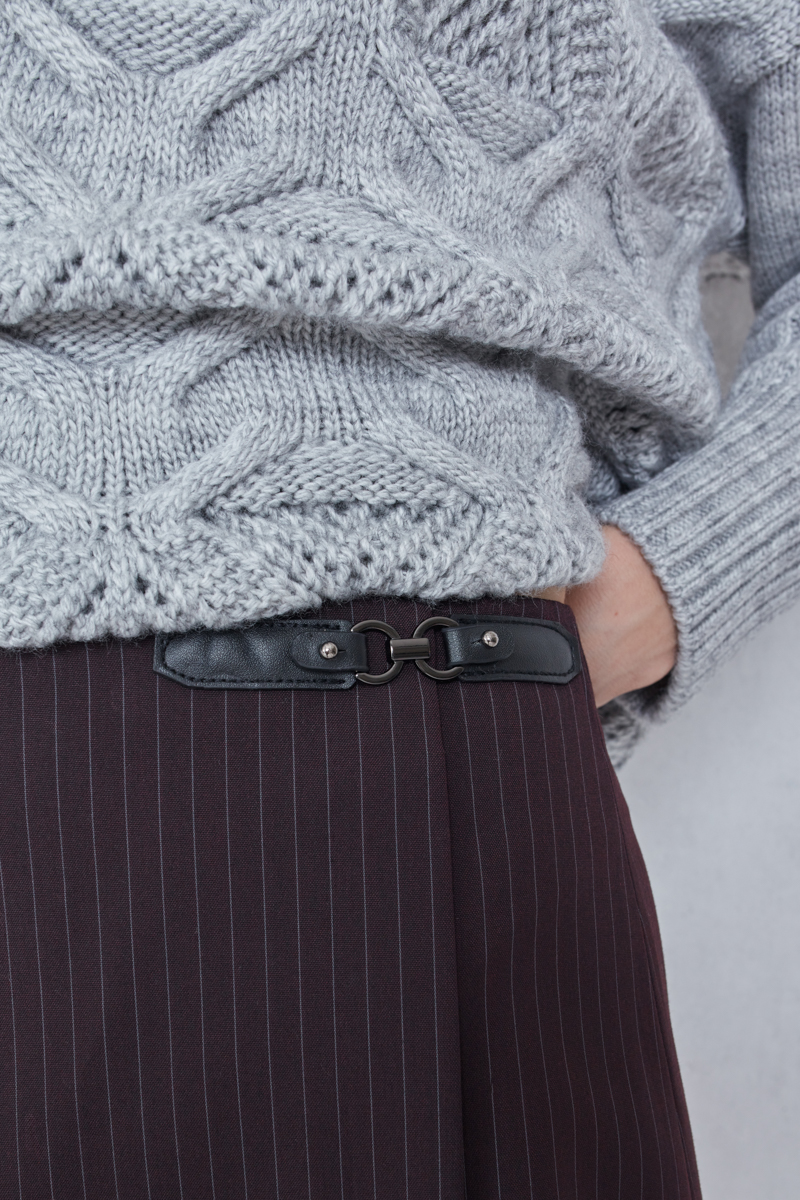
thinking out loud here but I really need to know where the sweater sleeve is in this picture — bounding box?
[596,6,800,765]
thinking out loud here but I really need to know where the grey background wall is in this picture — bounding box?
[618,257,800,1200]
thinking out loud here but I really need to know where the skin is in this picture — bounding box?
[564,525,678,707]
[542,525,678,708]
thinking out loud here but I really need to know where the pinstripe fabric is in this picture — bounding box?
[0,598,700,1200]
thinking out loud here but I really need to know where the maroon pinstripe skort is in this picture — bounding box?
[0,596,700,1200]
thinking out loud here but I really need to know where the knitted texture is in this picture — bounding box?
[0,0,745,649]
[598,0,800,762]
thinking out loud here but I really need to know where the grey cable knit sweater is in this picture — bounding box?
[1,0,799,759]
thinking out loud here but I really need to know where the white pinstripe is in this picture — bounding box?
[189,692,217,1199]
[553,684,601,1192]
[354,680,379,1200]
[533,682,577,1197]
[512,681,560,1190]
[290,691,313,1200]
[84,646,121,1200]
[487,685,534,1198]
[643,948,680,1199]
[617,837,665,1200]
[611,743,686,1200]
[582,677,680,1197]
[224,691,250,1199]
[51,650,88,1200]
[563,681,621,1198]
[458,683,503,1200]
[620,838,673,1198]
[571,683,663,1199]
[383,600,410,1200]
[155,674,185,1199]
[18,657,56,1200]
[4,612,688,1198]
[0,795,22,1200]
[258,692,283,1200]
[414,669,444,1200]
[577,678,646,1197]
[323,692,346,1200]
[119,645,153,1200]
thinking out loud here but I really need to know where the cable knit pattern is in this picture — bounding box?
[0,0,761,658]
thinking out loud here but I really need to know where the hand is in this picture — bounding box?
[565,526,678,708]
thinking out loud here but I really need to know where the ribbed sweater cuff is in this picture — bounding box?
[596,276,800,741]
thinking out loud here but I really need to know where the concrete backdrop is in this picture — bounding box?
[618,257,800,1200]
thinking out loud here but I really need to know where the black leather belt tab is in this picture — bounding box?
[154,614,581,690]
[441,616,581,683]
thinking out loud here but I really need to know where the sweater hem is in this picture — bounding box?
[0,496,605,650]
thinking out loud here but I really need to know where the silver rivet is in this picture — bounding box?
[481,630,499,647]
[320,641,339,659]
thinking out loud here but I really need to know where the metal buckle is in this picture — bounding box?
[411,617,465,680]
[349,620,404,685]
[351,617,464,685]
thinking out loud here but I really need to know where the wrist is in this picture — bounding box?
[566,526,677,708]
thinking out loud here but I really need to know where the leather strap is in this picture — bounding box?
[154,621,368,690]
[443,617,581,683]
[154,615,581,690]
